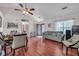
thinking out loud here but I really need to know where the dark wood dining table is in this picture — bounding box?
[3,35,13,56]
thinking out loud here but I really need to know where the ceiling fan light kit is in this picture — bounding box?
[15,3,35,15]
[22,11,29,14]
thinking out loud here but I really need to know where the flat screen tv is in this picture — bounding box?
[72,25,79,34]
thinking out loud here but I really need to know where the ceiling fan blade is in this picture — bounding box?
[25,8,28,9]
[15,9,22,11]
[25,8,28,11]
[19,3,23,8]
[28,12,33,15]
[30,8,35,11]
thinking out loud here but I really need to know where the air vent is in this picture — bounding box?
[62,6,68,10]
[21,19,29,22]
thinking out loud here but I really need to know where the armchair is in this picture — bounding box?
[0,33,5,56]
[62,25,79,56]
[9,34,28,56]
[62,34,79,55]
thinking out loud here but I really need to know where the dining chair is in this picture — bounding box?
[0,37,5,56]
[62,34,79,55]
[9,34,28,56]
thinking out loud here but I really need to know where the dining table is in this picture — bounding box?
[3,35,13,56]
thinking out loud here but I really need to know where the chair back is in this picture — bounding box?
[0,33,4,46]
[71,34,79,43]
[0,36,5,56]
[12,34,27,49]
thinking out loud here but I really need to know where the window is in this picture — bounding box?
[55,20,73,34]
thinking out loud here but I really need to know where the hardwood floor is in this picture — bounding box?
[6,36,78,56]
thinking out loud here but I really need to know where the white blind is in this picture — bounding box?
[55,20,73,33]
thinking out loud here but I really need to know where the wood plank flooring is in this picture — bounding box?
[6,36,78,56]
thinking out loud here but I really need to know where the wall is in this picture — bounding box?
[36,11,79,32]
[52,11,79,31]
[0,7,79,36]
[0,10,3,32]
[0,8,23,34]
[0,7,36,37]
[34,19,55,32]
[41,19,54,31]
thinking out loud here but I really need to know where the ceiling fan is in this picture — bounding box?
[15,3,35,15]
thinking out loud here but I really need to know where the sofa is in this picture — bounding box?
[43,31,64,42]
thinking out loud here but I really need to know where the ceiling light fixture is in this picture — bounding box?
[23,11,29,15]
[23,11,26,14]
[25,12,29,14]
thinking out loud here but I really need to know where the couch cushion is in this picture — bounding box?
[71,34,79,43]
[43,31,64,42]
[62,41,73,47]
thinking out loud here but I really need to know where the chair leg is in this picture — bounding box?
[13,49,15,56]
[3,43,6,56]
[11,47,12,52]
[77,49,79,56]
[23,46,28,52]
[24,47,26,52]
[66,47,68,56]
[61,43,64,55]
[26,38,28,48]
[71,48,72,55]
[62,43,63,49]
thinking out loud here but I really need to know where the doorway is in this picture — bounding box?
[21,22,29,33]
[36,24,45,36]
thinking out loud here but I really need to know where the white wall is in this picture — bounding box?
[41,19,54,31]
[0,8,23,34]
[52,11,79,31]
[36,11,79,32]
[34,19,55,32]
[0,10,3,32]
[0,7,37,37]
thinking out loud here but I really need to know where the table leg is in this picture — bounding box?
[3,43,6,56]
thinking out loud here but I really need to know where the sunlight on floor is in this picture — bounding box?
[36,36,44,43]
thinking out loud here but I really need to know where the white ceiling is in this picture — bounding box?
[0,3,79,20]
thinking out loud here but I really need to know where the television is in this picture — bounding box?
[72,25,79,35]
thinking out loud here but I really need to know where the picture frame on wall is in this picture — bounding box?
[0,16,2,27]
[7,22,18,28]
